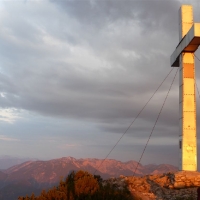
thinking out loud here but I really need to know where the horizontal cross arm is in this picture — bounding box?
[171,23,200,67]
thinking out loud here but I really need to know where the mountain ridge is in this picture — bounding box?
[0,156,178,200]
[4,156,178,180]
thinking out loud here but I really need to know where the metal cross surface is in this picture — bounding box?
[171,5,200,171]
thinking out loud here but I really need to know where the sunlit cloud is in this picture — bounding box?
[0,93,6,98]
[0,108,21,123]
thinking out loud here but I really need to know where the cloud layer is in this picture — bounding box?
[0,0,200,166]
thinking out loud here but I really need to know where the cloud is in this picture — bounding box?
[59,143,79,149]
[0,135,19,142]
[0,0,200,164]
[0,0,186,142]
[0,108,21,123]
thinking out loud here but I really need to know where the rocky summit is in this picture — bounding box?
[124,171,200,200]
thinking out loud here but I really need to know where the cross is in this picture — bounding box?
[171,5,200,171]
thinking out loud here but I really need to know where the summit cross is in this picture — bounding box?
[171,5,200,171]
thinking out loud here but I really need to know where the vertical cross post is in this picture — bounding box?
[179,5,196,171]
[171,4,200,171]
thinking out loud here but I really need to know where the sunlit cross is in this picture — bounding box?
[171,5,200,171]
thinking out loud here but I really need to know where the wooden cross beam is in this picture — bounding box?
[170,5,200,171]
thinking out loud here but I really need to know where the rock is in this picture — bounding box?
[168,184,174,189]
[174,181,185,188]
[126,171,200,199]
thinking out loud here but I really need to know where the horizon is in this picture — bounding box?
[0,154,178,172]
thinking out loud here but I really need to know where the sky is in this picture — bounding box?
[1,0,200,167]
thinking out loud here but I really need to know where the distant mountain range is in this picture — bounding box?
[0,156,178,200]
[0,155,35,170]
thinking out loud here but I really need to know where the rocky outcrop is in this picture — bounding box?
[125,171,200,200]
[126,176,156,199]
[172,171,200,188]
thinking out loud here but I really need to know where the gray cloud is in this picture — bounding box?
[0,0,200,165]
[0,0,185,127]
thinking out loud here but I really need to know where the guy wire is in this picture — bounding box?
[133,67,179,176]
[93,67,174,175]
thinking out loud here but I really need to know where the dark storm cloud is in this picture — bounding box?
[0,0,194,143]
[50,0,179,30]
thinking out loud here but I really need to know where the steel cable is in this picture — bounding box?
[133,67,179,176]
[93,67,174,175]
